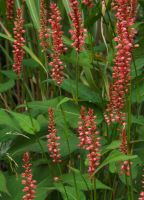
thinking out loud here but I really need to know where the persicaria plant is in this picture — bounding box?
[0,0,144,200]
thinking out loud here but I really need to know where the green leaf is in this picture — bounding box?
[57,97,71,109]
[58,128,79,157]
[0,110,20,131]
[132,115,144,126]
[62,173,111,190]
[8,111,40,134]
[95,150,137,174]
[1,70,17,80]
[131,58,144,77]
[25,0,40,29]
[54,184,86,200]
[102,140,121,155]
[0,171,10,195]
[61,79,101,103]
[0,79,15,93]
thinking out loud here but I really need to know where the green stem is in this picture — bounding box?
[57,164,69,200]
[57,87,80,200]
[75,52,79,102]
[93,177,97,200]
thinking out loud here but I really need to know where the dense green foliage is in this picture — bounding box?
[0,0,144,199]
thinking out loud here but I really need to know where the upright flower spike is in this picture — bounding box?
[104,0,137,125]
[82,0,94,8]
[39,0,50,52]
[47,108,61,163]
[49,3,66,85]
[120,125,131,176]
[78,107,101,176]
[6,0,14,20]
[139,167,144,200]
[69,0,87,52]
[13,8,25,75]
[21,152,37,200]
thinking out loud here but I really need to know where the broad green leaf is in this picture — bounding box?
[62,173,111,190]
[94,150,137,174]
[1,70,17,80]
[57,97,71,109]
[0,79,15,93]
[0,171,10,195]
[61,79,101,103]
[8,111,40,134]
[54,184,86,200]
[102,140,121,155]
[0,110,20,131]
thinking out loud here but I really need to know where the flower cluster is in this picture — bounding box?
[13,8,25,75]
[39,0,50,52]
[47,108,61,163]
[78,106,101,176]
[69,0,87,52]
[82,0,94,8]
[139,167,144,200]
[104,0,137,125]
[120,126,131,176]
[21,152,37,200]
[6,0,14,20]
[49,3,66,85]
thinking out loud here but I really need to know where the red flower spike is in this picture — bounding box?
[21,152,37,200]
[39,0,50,52]
[49,3,66,85]
[138,167,144,200]
[119,125,131,176]
[69,0,87,52]
[47,108,61,163]
[13,8,25,75]
[104,0,137,125]
[82,0,94,8]
[78,107,101,176]
[6,0,14,20]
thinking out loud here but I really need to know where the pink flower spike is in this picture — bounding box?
[39,0,50,52]
[138,167,144,200]
[105,0,137,126]
[13,8,25,75]
[78,106,101,176]
[21,152,37,200]
[69,0,87,52]
[6,0,14,20]
[47,108,61,163]
[49,3,66,85]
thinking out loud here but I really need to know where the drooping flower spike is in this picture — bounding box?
[13,8,25,75]
[49,3,67,85]
[47,108,61,163]
[78,106,101,176]
[39,0,50,52]
[69,0,87,52]
[21,152,37,200]
[6,0,14,20]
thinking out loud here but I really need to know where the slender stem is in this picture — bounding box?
[58,87,79,200]
[93,177,97,200]
[75,52,79,102]
[57,164,69,200]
